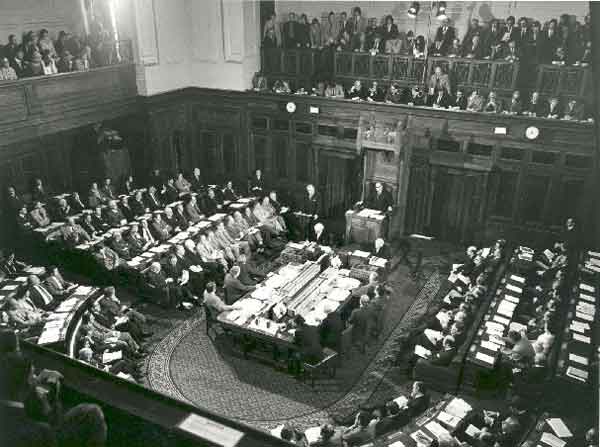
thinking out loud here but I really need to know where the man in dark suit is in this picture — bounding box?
[427,88,451,108]
[150,212,171,241]
[293,315,323,365]
[248,169,265,194]
[110,232,132,260]
[189,167,203,193]
[27,275,58,310]
[145,185,163,211]
[224,266,255,304]
[145,262,180,308]
[349,295,371,348]
[367,182,393,213]
[163,254,197,302]
[105,200,126,228]
[283,12,300,48]
[222,181,239,202]
[429,335,457,366]
[373,238,391,259]
[119,196,134,221]
[130,191,147,217]
[430,18,455,55]
[235,254,265,286]
[449,90,467,110]
[501,16,519,47]
[5,186,24,217]
[309,222,329,245]
[320,302,343,351]
[172,203,189,230]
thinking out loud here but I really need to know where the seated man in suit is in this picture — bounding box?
[145,261,182,309]
[0,251,29,275]
[341,410,373,446]
[93,243,126,272]
[373,237,391,259]
[320,301,343,351]
[130,190,147,217]
[91,205,109,232]
[44,266,76,298]
[235,253,265,286]
[105,200,127,228]
[150,211,172,241]
[27,275,59,310]
[203,281,241,317]
[6,291,46,328]
[145,185,163,211]
[55,198,71,221]
[348,295,370,348]
[110,232,132,260]
[60,216,91,248]
[366,182,393,213]
[163,253,198,304]
[118,195,134,221]
[222,180,239,202]
[184,195,204,223]
[429,335,457,366]
[291,314,324,375]
[29,201,51,228]
[223,266,255,304]
[310,222,329,245]
[101,177,115,201]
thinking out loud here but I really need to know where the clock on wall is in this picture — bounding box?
[286,102,296,113]
[525,126,539,140]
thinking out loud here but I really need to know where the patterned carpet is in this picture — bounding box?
[142,246,455,431]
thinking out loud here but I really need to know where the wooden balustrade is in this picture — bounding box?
[0,63,138,145]
[260,47,591,99]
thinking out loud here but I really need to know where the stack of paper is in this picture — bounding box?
[546,418,572,438]
[566,366,589,382]
[304,426,322,445]
[369,256,387,268]
[475,351,496,365]
[102,350,123,363]
[393,395,409,408]
[505,283,523,294]
[437,411,461,429]
[351,249,371,258]
[444,398,472,419]
[540,432,567,447]
[425,421,450,440]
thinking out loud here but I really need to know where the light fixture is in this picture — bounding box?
[407,1,420,18]
[436,1,448,21]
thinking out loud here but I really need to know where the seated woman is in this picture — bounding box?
[253,197,286,236]
[225,214,264,253]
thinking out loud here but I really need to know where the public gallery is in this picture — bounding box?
[0,1,598,446]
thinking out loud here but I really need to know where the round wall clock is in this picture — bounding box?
[286,102,296,113]
[525,126,539,140]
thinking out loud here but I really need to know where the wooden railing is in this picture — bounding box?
[0,62,138,145]
[260,47,591,98]
[536,64,592,98]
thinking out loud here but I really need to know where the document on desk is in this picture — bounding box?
[304,426,322,445]
[566,366,589,382]
[505,283,522,294]
[444,398,472,419]
[510,274,525,283]
[546,418,572,438]
[102,350,123,363]
[475,351,495,366]
[414,345,431,359]
[492,315,510,326]
[580,283,595,293]
[437,411,461,429]
[540,432,566,447]
[481,340,500,352]
[388,441,406,447]
[575,311,594,322]
[177,413,244,447]
[465,424,480,438]
[393,395,408,408]
[410,430,433,446]
[504,294,519,304]
[572,332,591,344]
[580,293,596,303]
[425,421,450,440]
[1,284,19,291]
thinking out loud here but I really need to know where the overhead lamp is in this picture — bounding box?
[407,1,420,18]
[436,1,448,21]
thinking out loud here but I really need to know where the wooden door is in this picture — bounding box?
[318,151,361,218]
[429,168,486,243]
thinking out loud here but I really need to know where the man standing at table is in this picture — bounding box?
[367,182,393,213]
[298,184,321,240]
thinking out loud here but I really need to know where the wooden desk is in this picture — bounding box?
[345,209,388,245]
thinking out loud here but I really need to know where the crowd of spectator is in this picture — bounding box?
[263,8,591,65]
[0,22,121,82]
[262,71,591,121]
[0,329,108,446]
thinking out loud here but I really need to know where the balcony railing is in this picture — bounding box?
[260,47,591,99]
